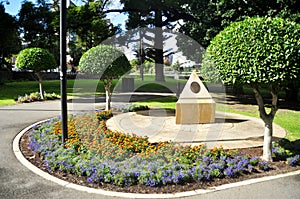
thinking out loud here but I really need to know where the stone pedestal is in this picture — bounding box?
[176,72,216,124]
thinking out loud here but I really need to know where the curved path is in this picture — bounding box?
[1,100,300,199]
[107,111,286,149]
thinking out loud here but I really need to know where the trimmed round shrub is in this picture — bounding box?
[78,45,131,80]
[15,47,56,72]
[203,16,300,87]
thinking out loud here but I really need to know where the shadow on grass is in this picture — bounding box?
[225,93,300,111]
[68,94,175,104]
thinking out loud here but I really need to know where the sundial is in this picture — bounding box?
[175,71,216,124]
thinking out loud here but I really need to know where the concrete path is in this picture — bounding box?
[107,111,286,149]
[1,99,300,199]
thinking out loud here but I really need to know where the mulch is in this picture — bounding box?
[20,132,300,194]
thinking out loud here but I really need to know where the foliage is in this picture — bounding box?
[115,0,196,81]
[96,110,113,121]
[0,4,21,59]
[204,17,300,87]
[286,155,300,166]
[79,45,131,79]
[16,48,56,72]
[66,1,119,65]
[119,104,150,113]
[67,1,118,50]
[200,59,222,84]
[18,1,58,60]
[180,0,300,48]
[28,111,276,187]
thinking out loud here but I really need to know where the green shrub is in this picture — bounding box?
[204,17,300,87]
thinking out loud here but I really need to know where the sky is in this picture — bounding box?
[3,0,127,30]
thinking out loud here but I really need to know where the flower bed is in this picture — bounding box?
[27,110,300,188]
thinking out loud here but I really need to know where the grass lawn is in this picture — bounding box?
[0,80,98,106]
[0,81,65,106]
[130,75,187,92]
[0,76,186,106]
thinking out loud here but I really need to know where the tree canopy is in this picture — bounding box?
[108,0,196,82]
[16,47,56,72]
[205,16,300,87]
[79,45,131,79]
[18,1,57,54]
[0,4,21,59]
[180,0,300,47]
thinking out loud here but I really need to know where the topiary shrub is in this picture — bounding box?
[15,48,56,99]
[203,17,300,161]
[79,45,131,110]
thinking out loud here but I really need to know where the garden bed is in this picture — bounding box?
[19,110,300,194]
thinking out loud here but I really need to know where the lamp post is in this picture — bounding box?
[60,0,68,143]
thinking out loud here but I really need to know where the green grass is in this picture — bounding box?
[225,106,300,141]
[0,80,64,106]
[0,76,185,106]
[126,75,187,93]
[0,79,109,106]
[135,96,178,109]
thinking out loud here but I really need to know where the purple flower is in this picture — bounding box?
[287,155,300,166]
[259,161,270,171]
[224,166,236,177]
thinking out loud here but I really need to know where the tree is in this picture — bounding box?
[15,48,56,99]
[180,0,300,48]
[0,4,21,60]
[107,0,195,82]
[18,1,59,61]
[65,1,119,66]
[78,45,131,110]
[203,17,300,161]
[68,1,118,50]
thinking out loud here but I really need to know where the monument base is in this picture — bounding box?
[176,99,216,124]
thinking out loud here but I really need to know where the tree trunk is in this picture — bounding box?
[36,72,44,100]
[104,78,112,110]
[140,65,144,81]
[105,89,111,110]
[263,119,273,161]
[154,9,165,82]
[253,86,278,162]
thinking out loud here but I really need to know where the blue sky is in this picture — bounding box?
[4,0,127,29]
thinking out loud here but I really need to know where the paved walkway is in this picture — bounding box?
[1,97,300,199]
[107,111,286,149]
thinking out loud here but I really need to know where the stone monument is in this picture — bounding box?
[176,71,215,124]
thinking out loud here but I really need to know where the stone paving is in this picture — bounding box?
[107,110,286,149]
